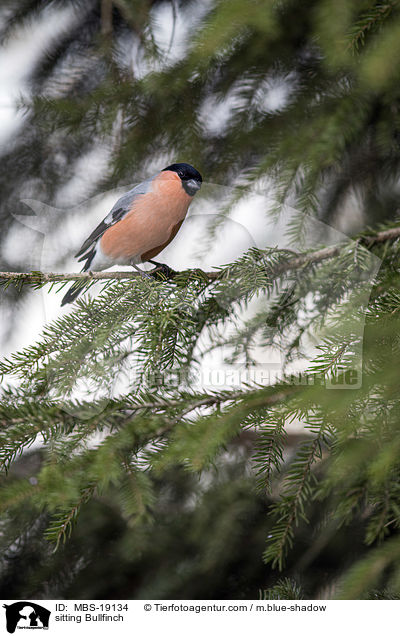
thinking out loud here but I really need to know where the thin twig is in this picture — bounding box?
[0,268,219,283]
[101,0,113,36]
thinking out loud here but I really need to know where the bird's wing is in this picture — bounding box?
[75,178,153,259]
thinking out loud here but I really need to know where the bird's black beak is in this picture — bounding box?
[183,178,202,196]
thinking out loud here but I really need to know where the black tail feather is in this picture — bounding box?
[62,254,95,307]
[61,281,86,306]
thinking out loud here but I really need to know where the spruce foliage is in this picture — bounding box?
[2,0,400,599]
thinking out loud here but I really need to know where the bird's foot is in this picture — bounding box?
[130,262,153,279]
[148,261,176,280]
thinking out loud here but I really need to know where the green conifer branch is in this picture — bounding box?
[0,220,399,291]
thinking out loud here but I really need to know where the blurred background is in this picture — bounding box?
[1,0,400,599]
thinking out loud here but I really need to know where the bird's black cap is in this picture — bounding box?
[163,163,202,183]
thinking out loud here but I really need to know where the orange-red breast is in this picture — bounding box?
[61,163,202,305]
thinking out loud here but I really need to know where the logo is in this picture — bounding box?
[3,603,50,634]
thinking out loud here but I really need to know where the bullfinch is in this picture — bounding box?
[61,163,202,305]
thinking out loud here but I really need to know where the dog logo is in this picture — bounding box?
[3,602,50,633]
